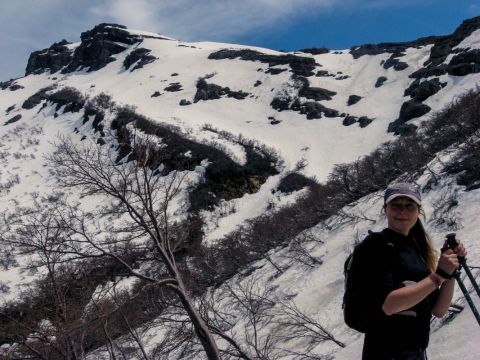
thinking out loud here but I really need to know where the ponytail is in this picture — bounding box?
[409,213,438,272]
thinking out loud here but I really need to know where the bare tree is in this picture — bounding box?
[3,132,222,359]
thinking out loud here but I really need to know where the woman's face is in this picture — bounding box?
[384,197,420,236]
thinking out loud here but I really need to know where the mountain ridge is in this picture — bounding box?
[1,16,480,359]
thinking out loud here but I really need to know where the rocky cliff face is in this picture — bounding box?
[25,23,144,76]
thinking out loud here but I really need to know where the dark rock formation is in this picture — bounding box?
[269,117,281,125]
[164,83,183,92]
[296,47,329,55]
[26,24,146,76]
[382,52,409,71]
[179,99,192,106]
[151,91,161,97]
[404,78,446,101]
[266,68,288,75]
[270,97,291,112]
[1,79,15,90]
[6,105,15,114]
[9,84,24,91]
[299,86,337,101]
[194,79,226,102]
[410,16,480,79]
[388,100,431,134]
[343,115,358,126]
[25,40,73,75]
[375,76,388,88]
[290,99,339,119]
[398,99,431,121]
[194,79,249,102]
[447,49,480,76]
[62,24,140,74]
[5,114,22,125]
[316,70,334,77]
[347,95,362,106]
[349,36,441,59]
[124,48,156,71]
[208,49,316,76]
[358,116,374,128]
[404,79,420,97]
[254,80,262,87]
[226,90,249,100]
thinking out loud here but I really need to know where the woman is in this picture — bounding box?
[356,183,467,360]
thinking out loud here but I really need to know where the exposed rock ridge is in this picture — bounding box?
[410,16,480,78]
[208,49,317,77]
[123,48,157,71]
[25,23,147,76]
[349,36,441,59]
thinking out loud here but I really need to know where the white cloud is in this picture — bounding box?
[86,0,342,42]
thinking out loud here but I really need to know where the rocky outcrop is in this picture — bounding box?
[1,79,24,91]
[164,83,183,92]
[296,47,329,55]
[388,100,431,134]
[25,23,145,76]
[193,79,250,103]
[410,16,480,79]
[383,52,409,71]
[347,95,362,106]
[270,98,340,120]
[5,114,22,126]
[62,24,141,74]
[194,80,225,102]
[25,40,73,75]
[124,48,157,71]
[358,116,374,128]
[208,49,316,76]
[299,86,337,101]
[291,100,339,120]
[342,115,374,128]
[375,76,387,88]
[404,78,446,101]
[5,105,15,114]
[349,36,440,59]
[343,115,357,126]
[447,49,480,76]
[316,70,335,77]
[265,68,288,75]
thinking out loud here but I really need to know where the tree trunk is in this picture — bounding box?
[168,282,222,360]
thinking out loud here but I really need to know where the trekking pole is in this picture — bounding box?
[447,234,480,298]
[446,233,480,326]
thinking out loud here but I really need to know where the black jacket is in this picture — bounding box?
[355,228,439,359]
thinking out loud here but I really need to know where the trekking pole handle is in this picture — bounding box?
[446,233,466,268]
[446,233,458,251]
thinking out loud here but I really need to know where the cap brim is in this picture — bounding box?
[385,194,421,205]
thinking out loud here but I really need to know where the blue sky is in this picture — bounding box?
[1,0,480,81]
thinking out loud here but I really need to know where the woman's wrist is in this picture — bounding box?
[428,273,445,288]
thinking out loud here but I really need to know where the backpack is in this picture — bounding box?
[342,231,394,333]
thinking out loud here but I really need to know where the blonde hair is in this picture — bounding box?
[409,210,438,272]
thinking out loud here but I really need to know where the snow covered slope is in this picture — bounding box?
[1,18,480,359]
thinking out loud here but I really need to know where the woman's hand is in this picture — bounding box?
[437,239,467,277]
